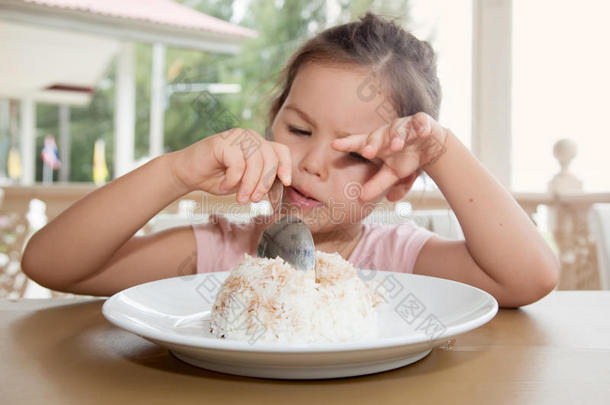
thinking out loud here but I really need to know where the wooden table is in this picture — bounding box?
[2,291,609,404]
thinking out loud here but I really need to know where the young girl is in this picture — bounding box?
[21,12,559,308]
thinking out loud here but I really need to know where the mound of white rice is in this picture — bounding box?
[209,251,381,344]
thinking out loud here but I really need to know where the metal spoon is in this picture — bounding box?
[267,175,284,215]
[256,177,316,272]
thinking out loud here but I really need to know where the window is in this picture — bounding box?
[512,0,610,192]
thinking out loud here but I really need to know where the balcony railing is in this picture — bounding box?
[1,139,608,297]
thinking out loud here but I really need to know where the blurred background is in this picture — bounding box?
[1,0,609,297]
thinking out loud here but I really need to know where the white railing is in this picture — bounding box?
[1,139,608,296]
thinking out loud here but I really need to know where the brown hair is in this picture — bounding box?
[267,12,442,129]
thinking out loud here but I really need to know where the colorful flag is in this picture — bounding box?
[41,135,61,170]
[93,138,108,185]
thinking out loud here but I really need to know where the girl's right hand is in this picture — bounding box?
[169,128,292,203]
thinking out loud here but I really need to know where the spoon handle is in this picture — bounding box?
[267,176,284,215]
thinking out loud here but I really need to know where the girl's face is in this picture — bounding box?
[270,62,395,233]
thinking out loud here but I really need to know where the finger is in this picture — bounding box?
[406,117,418,142]
[360,165,400,202]
[362,124,389,159]
[250,146,278,202]
[389,117,409,151]
[412,112,431,137]
[270,142,292,186]
[237,148,264,204]
[219,147,246,193]
[331,133,369,152]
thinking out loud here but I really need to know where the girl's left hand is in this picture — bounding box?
[331,112,449,202]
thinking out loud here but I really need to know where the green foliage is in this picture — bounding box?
[36,75,115,182]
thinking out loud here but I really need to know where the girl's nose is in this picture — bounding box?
[299,140,329,180]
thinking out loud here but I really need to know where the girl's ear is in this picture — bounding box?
[385,171,420,202]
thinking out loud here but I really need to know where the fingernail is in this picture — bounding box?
[252,192,262,201]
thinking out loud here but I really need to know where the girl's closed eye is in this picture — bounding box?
[287,125,372,164]
[287,125,311,136]
[348,152,371,163]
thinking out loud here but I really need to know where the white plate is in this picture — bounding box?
[102,271,497,379]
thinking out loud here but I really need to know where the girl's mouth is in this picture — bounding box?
[285,186,323,210]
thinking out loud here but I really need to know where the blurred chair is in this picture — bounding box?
[588,203,610,290]
[1,195,45,298]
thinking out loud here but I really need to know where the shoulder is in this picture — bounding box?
[353,220,436,272]
[362,219,435,244]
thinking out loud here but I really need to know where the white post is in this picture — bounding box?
[0,99,9,179]
[114,41,136,178]
[471,0,513,188]
[149,43,166,158]
[19,98,36,185]
[58,104,70,182]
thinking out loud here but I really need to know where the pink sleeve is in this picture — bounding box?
[351,221,435,273]
[190,213,261,274]
[393,222,436,273]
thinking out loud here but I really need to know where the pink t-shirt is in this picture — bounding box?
[190,213,435,274]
